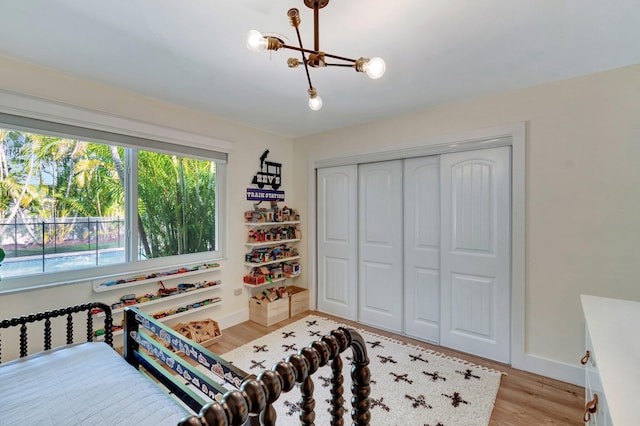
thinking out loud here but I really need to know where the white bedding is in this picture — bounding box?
[0,342,189,425]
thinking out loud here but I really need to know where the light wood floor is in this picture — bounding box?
[207,310,584,426]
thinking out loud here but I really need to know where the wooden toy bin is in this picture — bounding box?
[288,286,309,316]
[249,296,289,327]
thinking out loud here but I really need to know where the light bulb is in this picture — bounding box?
[308,90,323,111]
[308,94,323,111]
[365,57,386,79]
[246,30,267,52]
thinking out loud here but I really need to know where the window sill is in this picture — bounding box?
[0,254,226,295]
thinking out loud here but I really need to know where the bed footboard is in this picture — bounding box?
[180,327,371,426]
[0,302,113,363]
[123,306,254,415]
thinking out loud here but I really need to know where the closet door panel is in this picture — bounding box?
[358,160,403,332]
[317,165,358,320]
[440,146,511,363]
[404,156,440,342]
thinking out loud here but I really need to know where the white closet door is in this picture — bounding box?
[317,165,358,320]
[404,156,441,343]
[440,146,511,363]
[358,160,403,332]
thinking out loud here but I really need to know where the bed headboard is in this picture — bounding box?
[0,302,113,363]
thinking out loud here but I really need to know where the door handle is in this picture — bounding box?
[580,350,590,365]
[583,393,598,422]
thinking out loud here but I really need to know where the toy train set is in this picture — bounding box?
[98,263,220,289]
[244,202,299,223]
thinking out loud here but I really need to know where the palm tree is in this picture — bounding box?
[0,130,41,242]
[137,152,216,258]
[107,145,150,256]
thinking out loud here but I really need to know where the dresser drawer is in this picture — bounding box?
[583,326,612,425]
[582,295,640,425]
[584,328,604,394]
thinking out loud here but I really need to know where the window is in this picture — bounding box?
[0,117,225,287]
[0,130,126,276]
[137,150,218,259]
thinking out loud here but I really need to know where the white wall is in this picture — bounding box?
[0,56,295,360]
[292,64,640,384]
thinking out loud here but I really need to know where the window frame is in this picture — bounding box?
[0,92,231,294]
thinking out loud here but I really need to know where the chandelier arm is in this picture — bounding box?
[292,28,314,91]
[286,60,351,69]
[317,52,356,63]
[313,1,320,52]
[325,63,356,68]
[281,44,357,63]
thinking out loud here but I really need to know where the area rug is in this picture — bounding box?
[223,315,503,426]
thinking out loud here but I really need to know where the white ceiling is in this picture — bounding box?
[1,0,639,138]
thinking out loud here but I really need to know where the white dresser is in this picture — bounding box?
[581,295,640,425]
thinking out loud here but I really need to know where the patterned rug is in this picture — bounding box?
[223,315,503,426]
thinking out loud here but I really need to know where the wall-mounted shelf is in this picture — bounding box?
[242,274,300,289]
[244,256,300,268]
[92,263,222,292]
[94,283,223,317]
[108,298,223,336]
[244,221,300,228]
[245,238,300,248]
[243,206,301,300]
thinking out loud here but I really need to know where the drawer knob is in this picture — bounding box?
[583,393,598,422]
[580,350,590,365]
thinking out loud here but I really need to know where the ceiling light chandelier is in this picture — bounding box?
[247,0,386,111]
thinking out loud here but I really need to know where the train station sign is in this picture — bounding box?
[246,188,285,202]
[247,149,285,201]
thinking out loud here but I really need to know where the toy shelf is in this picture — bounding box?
[244,221,300,228]
[109,299,223,336]
[94,283,223,317]
[242,274,300,289]
[245,238,300,248]
[92,264,222,292]
[244,256,300,268]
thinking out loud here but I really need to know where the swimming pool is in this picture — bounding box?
[1,250,125,278]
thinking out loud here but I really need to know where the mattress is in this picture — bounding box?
[0,342,189,425]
